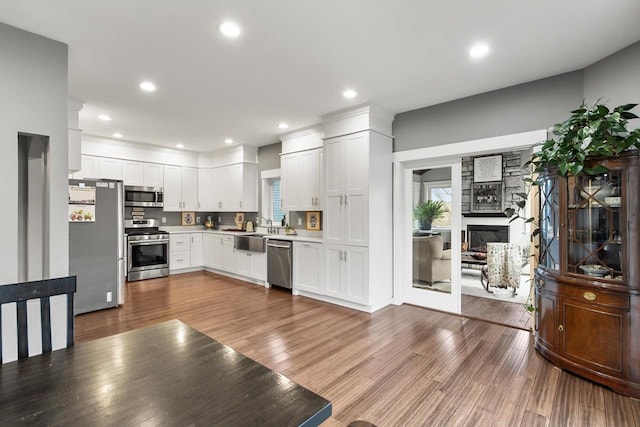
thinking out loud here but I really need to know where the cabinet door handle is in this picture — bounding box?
[340,195,343,205]
[558,325,564,332]
[311,196,315,206]
[344,194,347,205]
[339,250,343,261]
[198,202,201,209]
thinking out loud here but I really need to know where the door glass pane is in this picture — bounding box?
[412,167,452,293]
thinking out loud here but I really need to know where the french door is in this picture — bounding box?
[397,159,462,314]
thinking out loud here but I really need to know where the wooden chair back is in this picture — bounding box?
[0,276,76,363]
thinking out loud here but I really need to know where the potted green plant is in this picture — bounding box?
[507,102,640,221]
[414,200,447,230]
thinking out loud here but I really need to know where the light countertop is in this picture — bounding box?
[160,226,323,243]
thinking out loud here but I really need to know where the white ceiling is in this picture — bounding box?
[1,1,639,152]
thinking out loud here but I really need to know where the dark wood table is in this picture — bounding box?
[0,320,331,426]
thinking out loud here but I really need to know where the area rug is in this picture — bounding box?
[413,270,531,305]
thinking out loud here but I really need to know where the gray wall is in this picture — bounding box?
[0,22,68,284]
[584,41,640,124]
[393,71,584,151]
[393,40,640,152]
[258,142,282,171]
[0,22,68,361]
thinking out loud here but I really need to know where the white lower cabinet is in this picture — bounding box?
[190,233,203,267]
[222,236,236,272]
[203,234,237,272]
[293,241,323,294]
[236,251,266,281]
[203,234,224,270]
[170,233,203,271]
[324,244,368,305]
[170,234,191,270]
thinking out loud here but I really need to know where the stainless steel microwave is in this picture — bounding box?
[124,186,164,207]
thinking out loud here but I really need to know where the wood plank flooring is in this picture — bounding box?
[75,271,640,426]
[462,294,534,331]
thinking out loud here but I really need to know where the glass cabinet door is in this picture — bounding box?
[539,174,560,270]
[566,171,623,280]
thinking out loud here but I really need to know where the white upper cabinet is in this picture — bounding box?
[198,168,215,211]
[70,155,99,180]
[299,148,322,210]
[122,160,144,186]
[280,153,300,212]
[211,163,257,212]
[163,165,198,211]
[280,149,323,212]
[163,165,183,211]
[324,133,368,246]
[98,157,123,181]
[143,163,164,188]
[181,166,198,211]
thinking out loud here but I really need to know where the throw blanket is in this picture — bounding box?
[485,243,527,289]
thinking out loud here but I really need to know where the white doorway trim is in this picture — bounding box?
[392,129,546,313]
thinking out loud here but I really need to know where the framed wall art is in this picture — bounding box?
[473,154,503,183]
[306,211,321,231]
[471,182,504,213]
[181,211,195,226]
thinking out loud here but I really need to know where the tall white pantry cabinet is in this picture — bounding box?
[319,104,394,311]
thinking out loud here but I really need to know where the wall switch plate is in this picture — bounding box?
[298,218,302,226]
[218,216,222,222]
[196,216,201,223]
[106,291,113,302]
[162,217,166,223]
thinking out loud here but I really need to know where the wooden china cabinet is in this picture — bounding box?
[535,151,640,398]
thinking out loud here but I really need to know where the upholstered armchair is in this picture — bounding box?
[413,235,452,283]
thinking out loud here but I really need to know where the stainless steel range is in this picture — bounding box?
[125,219,169,281]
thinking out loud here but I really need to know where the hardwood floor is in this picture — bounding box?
[462,294,534,331]
[76,271,639,426]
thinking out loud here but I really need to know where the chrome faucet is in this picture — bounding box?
[258,216,275,233]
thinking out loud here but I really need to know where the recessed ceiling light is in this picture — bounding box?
[176,143,184,149]
[98,114,112,121]
[469,43,490,59]
[224,138,233,144]
[218,21,241,38]
[343,89,357,99]
[139,81,157,92]
[278,123,288,129]
[113,132,123,138]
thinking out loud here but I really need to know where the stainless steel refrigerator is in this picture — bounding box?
[69,179,125,314]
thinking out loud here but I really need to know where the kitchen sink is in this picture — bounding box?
[234,234,266,252]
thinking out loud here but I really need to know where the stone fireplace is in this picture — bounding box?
[467,225,509,252]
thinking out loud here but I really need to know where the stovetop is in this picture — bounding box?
[124,219,168,239]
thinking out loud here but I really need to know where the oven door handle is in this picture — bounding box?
[129,240,169,246]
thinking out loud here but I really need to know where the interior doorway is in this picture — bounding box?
[393,130,545,328]
[17,132,50,282]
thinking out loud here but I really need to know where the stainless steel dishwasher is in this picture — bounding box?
[267,239,292,289]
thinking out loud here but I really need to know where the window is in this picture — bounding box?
[260,169,285,225]
[423,181,452,228]
[271,180,286,223]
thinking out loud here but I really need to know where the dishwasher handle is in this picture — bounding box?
[267,241,292,249]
